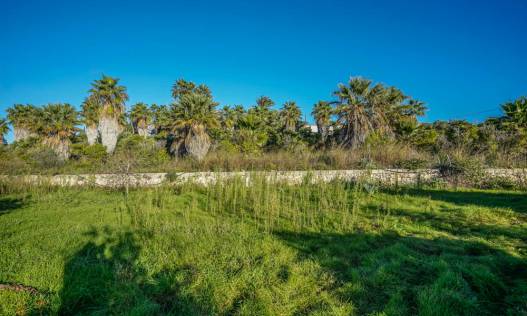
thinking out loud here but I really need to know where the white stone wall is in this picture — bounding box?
[2,169,525,188]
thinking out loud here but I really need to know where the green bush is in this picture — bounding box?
[71,143,108,163]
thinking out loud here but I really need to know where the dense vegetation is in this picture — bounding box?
[0,179,525,315]
[1,75,526,174]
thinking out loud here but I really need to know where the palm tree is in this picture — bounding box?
[40,103,79,160]
[170,93,219,160]
[130,103,152,137]
[81,96,100,145]
[6,104,38,142]
[89,75,128,153]
[502,96,527,129]
[333,77,394,148]
[151,104,171,137]
[280,101,301,132]
[0,118,9,145]
[312,101,333,142]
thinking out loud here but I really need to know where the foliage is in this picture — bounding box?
[1,75,526,170]
[170,81,219,160]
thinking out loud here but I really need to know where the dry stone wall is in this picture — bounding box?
[2,169,526,188]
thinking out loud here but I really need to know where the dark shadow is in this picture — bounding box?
[382,187,527,214]
[385,207,527,243]
[275,230,527,315]
[0,197,24,216]
[57,227,211,315]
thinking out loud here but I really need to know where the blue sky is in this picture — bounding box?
[1,0,526,142]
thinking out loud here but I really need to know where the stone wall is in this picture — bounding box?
[2,169,526,188]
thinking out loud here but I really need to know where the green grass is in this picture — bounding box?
[0,181,526,315]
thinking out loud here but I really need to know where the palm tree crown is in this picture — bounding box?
[81,96,100,127]
[89,75,128,118]
[171,93,219,133]
[6,104,38,130]
[280,101,301,132]
[40,103,79,138]
[130,103,152,126]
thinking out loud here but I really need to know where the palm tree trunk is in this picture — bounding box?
[85,124,98,145]
[98,116,121,154]
[136,120,149,138]
[43,136,71,160]
[185,126,211,161]
[13,127,35,142]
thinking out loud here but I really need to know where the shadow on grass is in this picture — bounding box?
[386,207,527,243]
[57,227,210,315]
[0,197,24,216]
[384,187,527,214]
[275,230,527,315]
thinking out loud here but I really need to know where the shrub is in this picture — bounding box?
[71,143,108,163]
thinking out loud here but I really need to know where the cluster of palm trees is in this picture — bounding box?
[312,77,426,148]
[2,74,526,163]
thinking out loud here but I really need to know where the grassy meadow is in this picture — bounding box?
[0,180,526,315]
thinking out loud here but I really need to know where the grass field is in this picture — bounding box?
[0,181,526,315]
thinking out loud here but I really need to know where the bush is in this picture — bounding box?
[107,134,169,172]
[27,146,65,170]
[71,143,108,163]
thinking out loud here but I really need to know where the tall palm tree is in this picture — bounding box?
[280,101,301,132]
[40,103,79,160]
[6,104,38,142]
[170,93,219,160]
[81,96,100,145]
[130,102,152,137]
[0,118,9,145]
[89,75,128,153]
[334,77,394,148]
[312,101,333,142]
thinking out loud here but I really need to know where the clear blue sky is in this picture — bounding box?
[1,0,526,142]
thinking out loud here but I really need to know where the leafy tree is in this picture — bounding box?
[0,118,9,144]
[130,102,152,137]
[150,104,171,137]
[171,79,212,100]
[81,96,100,145]
[89,75,128,154]
[390,99,427,139]
[333,77,425,148]
[170,90,219,160]
[334,77,391,148]
[502,96,527,129]
[280,101,302,133]
[234,112,268,154]
[40,103,79,160]
[312,101,333,143]
[6,104,39,142]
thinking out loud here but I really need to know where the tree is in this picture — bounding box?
[150,104,171,137]
[280,101,302,133]
[502,96,527,129]
[40,103,79,160]
[6,104,39,142]
[89,75,128,153]
[170,92,219,160]
[130,103,152,137]
[312,101,333,142]
[389,99,427,139]
[333,76,422,148]
[0,118,9,145]
[81,96,100,145]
